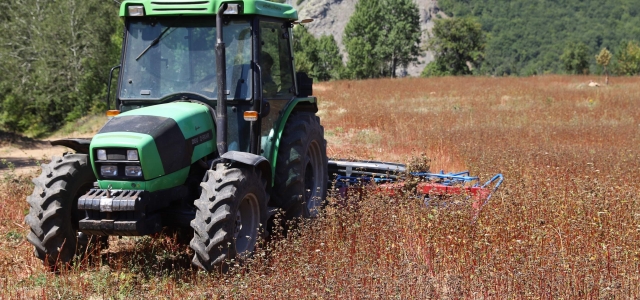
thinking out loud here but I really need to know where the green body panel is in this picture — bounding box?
[98,167,190,192]
[119,0,298,20]
[90,132,164,180]
[90,102,216,191]
[118,102,217,159]
[263,97,317,183]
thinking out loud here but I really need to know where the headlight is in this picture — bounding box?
[128,5,144,16]
[125,166,143,177]
[100,165,118,177]
[97,149,107,161]
[127,150,139,161]
[224,4,240,14]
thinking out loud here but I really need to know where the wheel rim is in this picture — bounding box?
[234,193,259,256]
[305,139,324,217]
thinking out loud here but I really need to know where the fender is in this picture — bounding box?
[221,151,272,195]
[50,139,92,154]
[265,97,318,184]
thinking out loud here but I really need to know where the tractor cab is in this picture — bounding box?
[114,1,302,155]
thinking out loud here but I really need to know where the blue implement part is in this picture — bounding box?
[328,159,504,207]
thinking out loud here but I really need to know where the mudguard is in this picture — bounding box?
[50,139,92,154]
[264,97,318,183]
[221,151,272,195]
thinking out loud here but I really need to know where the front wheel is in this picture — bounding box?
[24,154,98,269]
[190,164,268,272]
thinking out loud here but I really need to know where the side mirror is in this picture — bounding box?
[296,72,313,97]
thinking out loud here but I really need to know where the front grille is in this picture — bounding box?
[106,149,126,160]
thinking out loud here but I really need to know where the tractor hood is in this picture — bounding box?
[90,102,216,191]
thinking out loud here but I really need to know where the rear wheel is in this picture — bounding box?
[190,164,268,272]
[24,154,99,269]
[273,111,328,219]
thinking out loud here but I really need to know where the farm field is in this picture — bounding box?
[1,75,639,298]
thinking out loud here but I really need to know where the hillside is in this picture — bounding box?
[293,0,443,76]
[438,0,640,75]
[292,0,640,76]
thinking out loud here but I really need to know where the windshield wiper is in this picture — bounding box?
[136,26,172,61]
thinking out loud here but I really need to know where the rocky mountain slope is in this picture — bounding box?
[291,0,442,77]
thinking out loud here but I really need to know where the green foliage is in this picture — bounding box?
[378,0,423,77]
[293,26,319,77]
[438,0,640,75]
[343,0,384,79]
[560,42,590,74]
[614,41,640,75]
[293,26,343,81]
[596,48,612,83]
[421,61,451,77]
[596,48,612,69]
[0,0,121,135]
[343,0,422,79]
[315,35,344,81]
[422,17,485,77]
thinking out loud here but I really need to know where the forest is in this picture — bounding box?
[0,1,121,136]
[437,0,640,75]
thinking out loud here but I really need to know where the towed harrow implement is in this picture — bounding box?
[328,160,504,220]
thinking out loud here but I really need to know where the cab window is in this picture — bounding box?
[259,21,293,99]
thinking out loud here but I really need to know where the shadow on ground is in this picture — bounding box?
[0,130,49,149]
[0,156,43,171]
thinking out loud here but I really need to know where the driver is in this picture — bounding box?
[262,52,278,97]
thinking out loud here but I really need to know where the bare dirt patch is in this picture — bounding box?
[0,131,84,176]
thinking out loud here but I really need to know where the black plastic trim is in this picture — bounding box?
[50,139,92,154]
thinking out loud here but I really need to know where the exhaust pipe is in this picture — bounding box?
[215,3,228,155]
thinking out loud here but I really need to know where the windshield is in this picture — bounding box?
[120,18,252,101]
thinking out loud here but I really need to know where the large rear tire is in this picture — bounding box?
[24,154,97,268]
[273,111,328,219]
[190,164,268,272]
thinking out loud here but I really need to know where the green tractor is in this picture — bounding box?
[25,0,327,271]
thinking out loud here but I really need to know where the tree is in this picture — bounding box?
[293,26,343,81]
[344,0,423,79]
[614,41,640,76]
[343,0,384,79]
[595,48,612,85]
[315,35,343,81]
[560,42,590,74]
[378,0,422,77]
[293,25,319,77]
[422,17,485,77]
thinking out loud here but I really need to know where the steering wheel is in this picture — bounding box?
[192,73,217,93]
[159,92,211,103]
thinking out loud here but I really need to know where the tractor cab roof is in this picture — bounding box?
[119,0,298,20]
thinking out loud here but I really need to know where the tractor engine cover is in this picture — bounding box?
[89,102,216,192]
